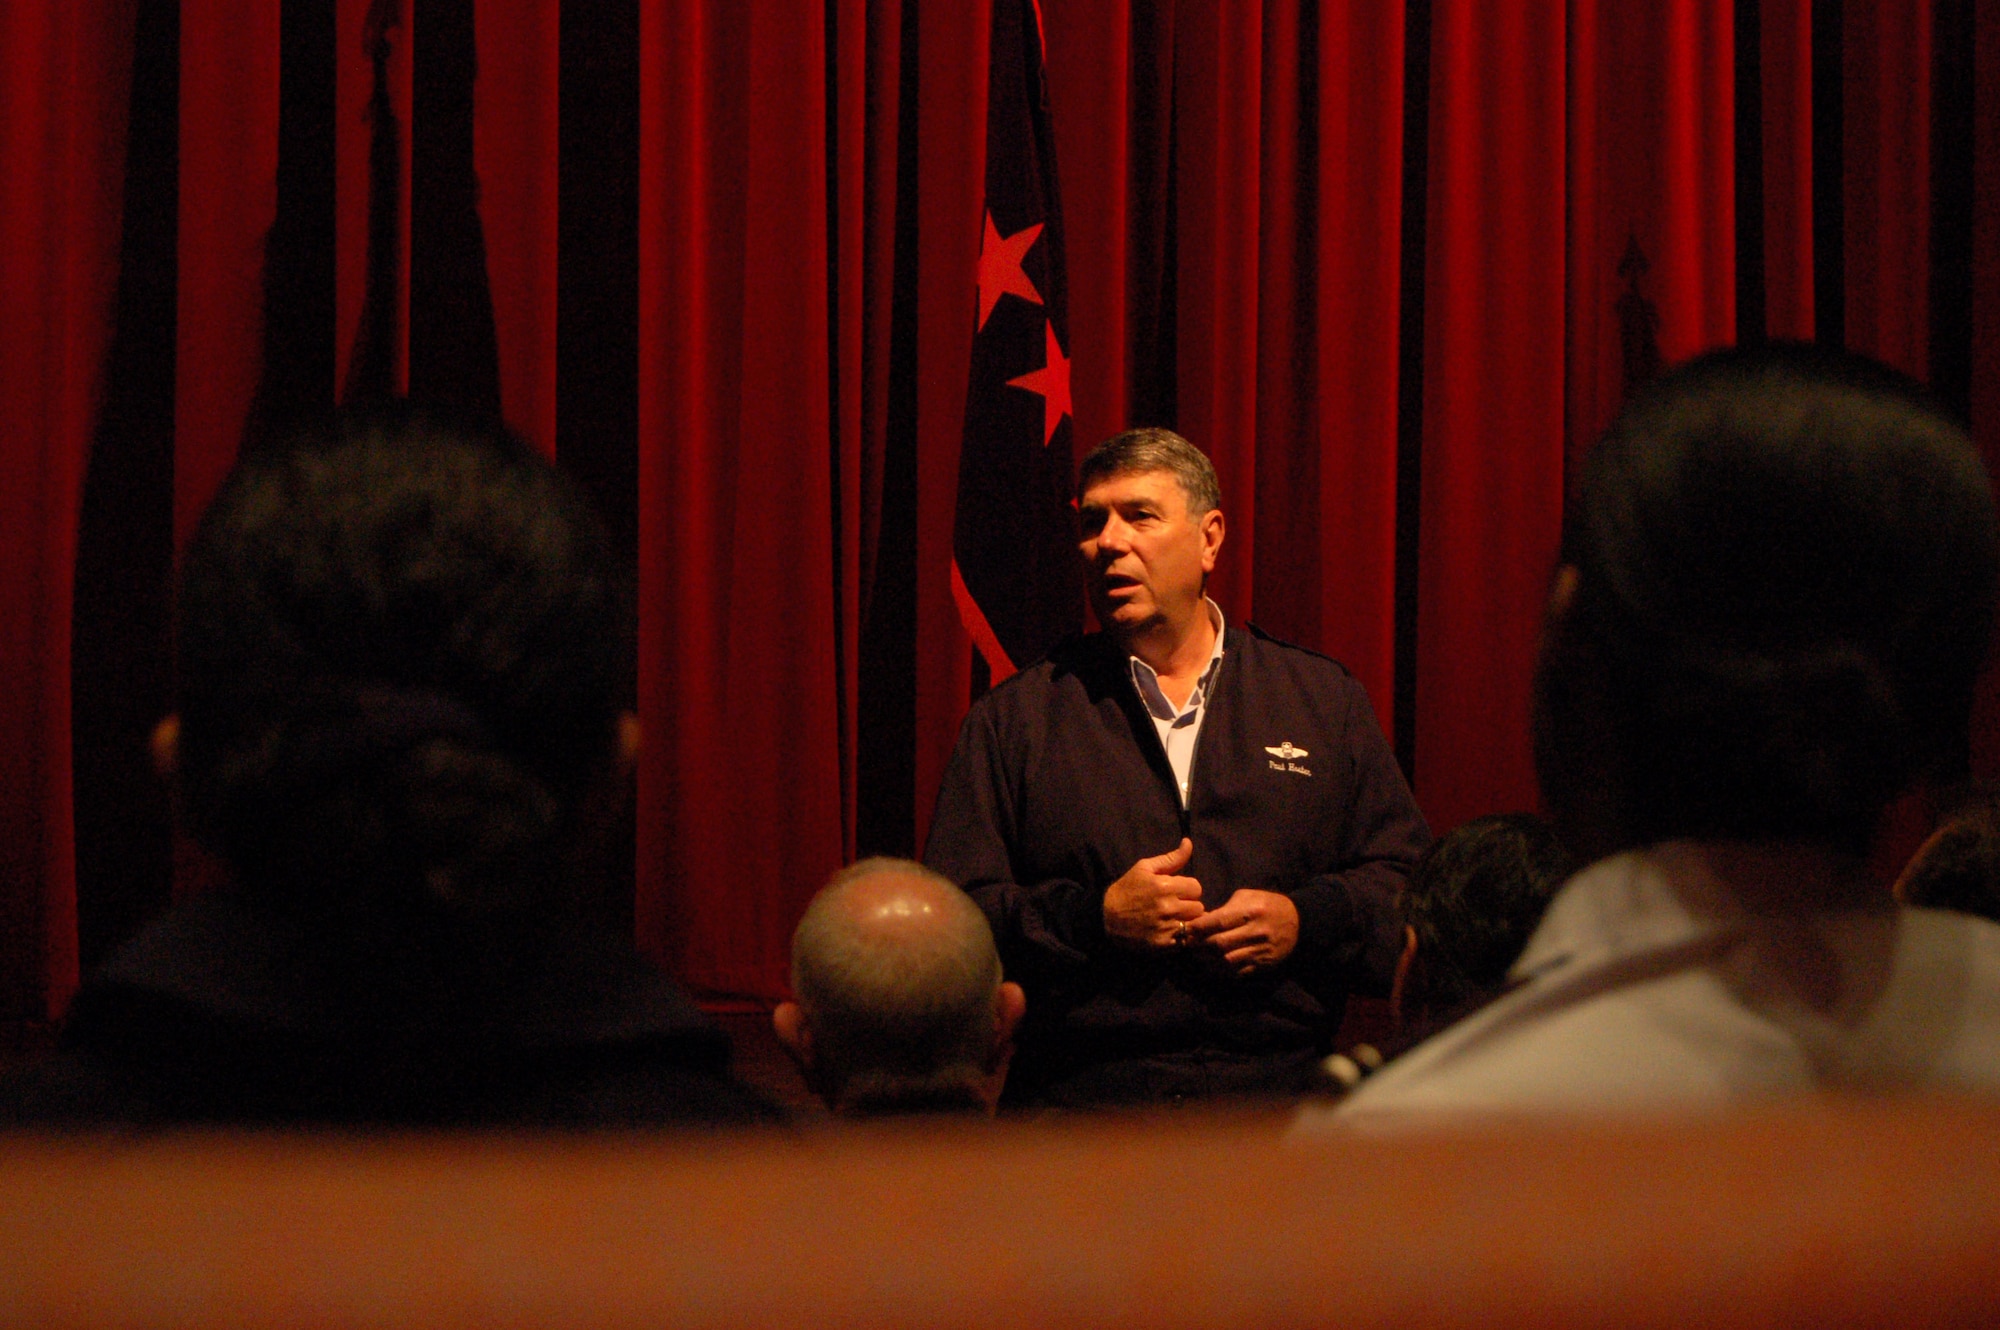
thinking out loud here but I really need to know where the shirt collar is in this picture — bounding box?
[1128,599,1227,721]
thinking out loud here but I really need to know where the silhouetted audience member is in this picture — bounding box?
[774,859,1025,1119]
[1322,814,1574,1093]
[1395,813,1576,1029]
[1300,343,2000,1126]
[0,405,777,1128]
[1895,794,2000,925]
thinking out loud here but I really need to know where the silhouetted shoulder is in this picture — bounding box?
[0,890,785,1131]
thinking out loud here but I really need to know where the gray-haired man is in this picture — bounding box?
[926,428,1428,1107]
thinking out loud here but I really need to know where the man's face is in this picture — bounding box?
[1077,469,1224,640]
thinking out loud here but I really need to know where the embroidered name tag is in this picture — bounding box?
[1264,741,1312,776]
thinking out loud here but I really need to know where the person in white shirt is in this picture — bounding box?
[1299,342,2000,1127]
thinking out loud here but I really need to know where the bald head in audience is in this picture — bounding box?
[775,859,1025,1119]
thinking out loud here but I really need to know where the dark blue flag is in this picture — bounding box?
[951,0,1081,685]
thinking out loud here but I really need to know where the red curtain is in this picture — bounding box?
[0,0,136,1022]
[907,3,991,889]
[1412,0,1568,834]
[1281,1,1411,714]
[1762,0,1816,340]
[1169,2,1265,625]
[636,0,857,990]
[475,0,558,452]
[177,6,278,549]
[1843,0,1934,379]
[1044,1,1410,746]
[4,0,1989,1023]
[1567,0,1738,466]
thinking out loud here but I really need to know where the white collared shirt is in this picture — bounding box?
[1128,599,1227,808]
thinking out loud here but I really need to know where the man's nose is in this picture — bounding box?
[1094,516,1132,554]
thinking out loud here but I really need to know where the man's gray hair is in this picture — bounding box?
[790,857,1001,1110]
[1077,427,1222,514]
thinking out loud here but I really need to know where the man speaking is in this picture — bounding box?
[926,428,1429,1107]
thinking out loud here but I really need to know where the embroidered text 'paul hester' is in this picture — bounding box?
[1265,741,1311,777]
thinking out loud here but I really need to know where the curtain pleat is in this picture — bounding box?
[637,0,850,992]
[1412,0,1569,834]
[1762,0,1817,340]
[472,0,557,451]
[1170,0,1265,621]
[1567,0,1737,474]
[1043,0,1133,450]
[176,5,279,546]
[1843,0,1935,378]
[1281,0,1407,722]
[906,1,988,862]
[337,0,412,398]
[0,0,135,1021]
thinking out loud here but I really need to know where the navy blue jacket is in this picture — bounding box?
[926,624,1429,1106]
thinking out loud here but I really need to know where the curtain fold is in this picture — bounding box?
[177,5,280,547]
[637,0,851,991]
[0,0,136,1021]
[1761,0,1816,340]
[1412,0,1568,834]
[1042,0,1133,449]
[1566,0,1737,475]
[906,1,989,864]
[1266,0,1407,722]
[1171,0,1264,622]
[1843,0,1934,378]
[473,0,558,452]
[337,0,412,399]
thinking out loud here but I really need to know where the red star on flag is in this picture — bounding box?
[977,212,1044,330]
[1007,319,1072,446]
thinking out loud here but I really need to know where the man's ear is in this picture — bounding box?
[1389,924,1418,1028]
[616,711,641,774]
[1546,564,1580,622]
[772,1001,812,1072]
[976,982,1028,1116]
[151,714,179,779]
[993,981,1026,1054]
[1198,507,1225,573]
